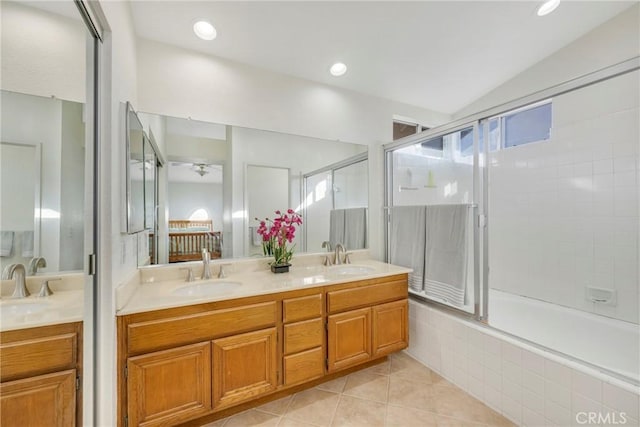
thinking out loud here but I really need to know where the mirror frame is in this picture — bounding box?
[125,102,145,234]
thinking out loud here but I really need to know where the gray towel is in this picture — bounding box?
[344,208,367,250]
[424,204,469,307]
[21,231,34,257]
[1,231,14,257]
[389,206,426,292]
[329,209,345,248]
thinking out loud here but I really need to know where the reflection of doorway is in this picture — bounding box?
[245,165,289,257]
[167,161,224,263]
[0,142,40,272]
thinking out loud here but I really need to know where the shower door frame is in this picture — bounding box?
[383,56,640,321]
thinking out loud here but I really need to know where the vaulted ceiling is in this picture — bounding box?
[129,1,635,114]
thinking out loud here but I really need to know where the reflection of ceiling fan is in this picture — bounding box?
[193,163,210,177]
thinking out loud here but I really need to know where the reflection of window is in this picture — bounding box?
[189,209,209,220]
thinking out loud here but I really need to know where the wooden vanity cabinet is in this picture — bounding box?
[118,274,408,427]
[0,322,83,427]
[326,277,408,372]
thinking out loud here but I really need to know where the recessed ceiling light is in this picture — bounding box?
[537,0,560,16]
[330,62,347,77]
[193,20,217,40]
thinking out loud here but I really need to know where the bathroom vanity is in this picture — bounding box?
[116,257,409,427]
[0,276,84,426]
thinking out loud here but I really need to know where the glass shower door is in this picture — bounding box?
[388,126,478,314]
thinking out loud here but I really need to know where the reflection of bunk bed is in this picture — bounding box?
[167,219,222,263]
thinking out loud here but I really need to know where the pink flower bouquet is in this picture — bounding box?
[255,209,303,266]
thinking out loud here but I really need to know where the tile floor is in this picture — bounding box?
[203,352,515,427]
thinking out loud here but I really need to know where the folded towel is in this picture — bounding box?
[329,209,346,248]
[21,231,34,257]
[424,204,469,307]
[344,208,367,250]
[389,206,426,292]
[1,231,14,257]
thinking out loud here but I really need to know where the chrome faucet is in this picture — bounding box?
[201,248,212,280]
[334,243,346,265]
[1,264,30,298]
[321,241,333,266]
[27,257,47,275]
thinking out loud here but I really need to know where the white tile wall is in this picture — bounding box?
[407,301,640,427]
[489,71,639,324]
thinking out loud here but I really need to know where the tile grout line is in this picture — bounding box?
[275,393,296,426]
[383,364,392,427]
[328,391,343,427]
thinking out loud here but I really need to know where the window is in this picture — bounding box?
[393,120,430,141]
[479,100,552,152]
[503,102,552,148]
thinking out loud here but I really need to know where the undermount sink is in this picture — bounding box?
[328,265,375,276]
[171,281,242,297]
[0,301,49,318]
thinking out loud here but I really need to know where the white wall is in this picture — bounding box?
[488,70,639,324]
[0,1,86,103]
[454,4,640,119]
[136,38,450,146]
[168,182,223,232]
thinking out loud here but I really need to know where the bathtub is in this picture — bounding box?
[488,288,639,382]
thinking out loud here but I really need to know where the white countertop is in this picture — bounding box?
[0,274,84,332]
[117,257,411,316]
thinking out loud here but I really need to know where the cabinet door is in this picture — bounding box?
[327,307,371,372]
[128,342,211,427]
[212,328,277,409]
[372,299,408,357]
[1,369,76,427]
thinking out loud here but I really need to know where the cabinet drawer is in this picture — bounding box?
[284,347,324,386]
[128,301,277,355]
[283,294,322,323]
[0,333,77,382]
[284,318,323,355]
[327,279,407,314]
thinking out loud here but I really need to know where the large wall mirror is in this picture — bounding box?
[136,111,369,266]
[1,0,88,276]
[1,1,97,424]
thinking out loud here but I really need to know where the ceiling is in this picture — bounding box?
[129,1,635,115]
